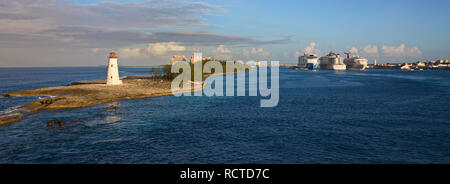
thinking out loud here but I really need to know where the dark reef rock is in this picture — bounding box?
[47,120,66,128]
[107,105,119,110]
[40,99,54,105]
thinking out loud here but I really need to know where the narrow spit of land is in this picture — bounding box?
[0,76,204,126]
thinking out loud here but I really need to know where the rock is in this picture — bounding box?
[46,120,66,128]
[2,93,10,97]
[0,116,23,126]
[40,99,53,105]
[58,121,65,128]
[107,105,119,110]
[3,77,180,125]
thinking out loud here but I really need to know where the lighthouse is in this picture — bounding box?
[106,52,122,85]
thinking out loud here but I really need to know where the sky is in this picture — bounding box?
[1,0,449,67]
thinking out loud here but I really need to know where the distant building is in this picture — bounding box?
[400,63,411,70]
[170,55,187,65]
[202,57,212,62]
[373,59,377,65]
[390,63,400,67]
[106,52,123,85]
[254,61,269,67]
[416,61,426,67]
[438,63,450,70]
[172,53,207,64]
[190,52,202,64]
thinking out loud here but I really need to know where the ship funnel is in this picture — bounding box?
[345,52,351,59]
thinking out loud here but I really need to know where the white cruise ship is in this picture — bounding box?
[319,52,346,70]
[344,55,368,70]
[298,53,319,70]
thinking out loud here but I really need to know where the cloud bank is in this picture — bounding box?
[359,44,421,58]
[349,47,359,54]
[0,0,289,66]
[362,45,379,56]
[215,45,231,54]
[381,44,422,57]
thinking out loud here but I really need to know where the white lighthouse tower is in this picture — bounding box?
[106,52,122,85]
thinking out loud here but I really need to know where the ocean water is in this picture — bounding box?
[0,67,449,164]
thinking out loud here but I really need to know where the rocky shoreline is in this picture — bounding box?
[0,76,205,126]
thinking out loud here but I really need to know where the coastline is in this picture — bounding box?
[0,76,206,126]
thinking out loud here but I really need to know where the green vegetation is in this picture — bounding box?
[155,60,251,81]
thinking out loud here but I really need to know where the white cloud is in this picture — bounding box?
[118,47,144,58]
[251,48,270,58]
[294,42,320,58]
[349,47,358,54]
[116,42,186,58]
[407,47,422,56]
[145,42,185,56]
[303,42,320,54]
[240,48,270,60]
[362,45,379,56]
[381,44,422,57]
[382,44,405,57]
[215,45,231,53]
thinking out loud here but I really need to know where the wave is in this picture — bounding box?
[37,95,57,99]
[92,138,123,144]
[0,105,22,116]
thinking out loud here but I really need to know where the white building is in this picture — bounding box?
[400,63,411,70]
[106,52,123,85]
[191,52,202,64]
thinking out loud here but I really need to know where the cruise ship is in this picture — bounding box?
[344,54,368,70]
[319,52,346,70]
[298,53,319,70]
